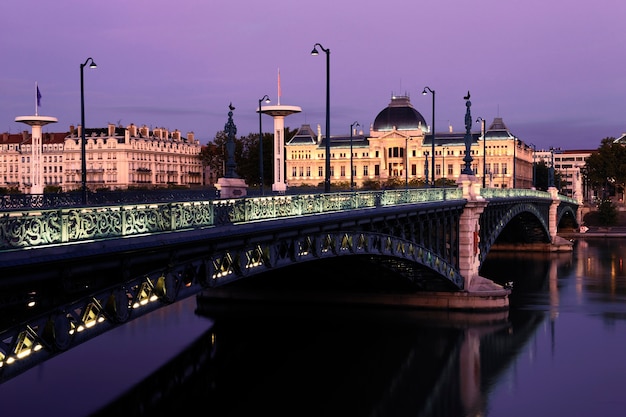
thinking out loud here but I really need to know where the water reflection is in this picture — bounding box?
[98,253,560,417]
[9,238,626,416]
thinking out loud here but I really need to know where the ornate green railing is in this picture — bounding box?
[479,188,551,200]
[0,188,463,251]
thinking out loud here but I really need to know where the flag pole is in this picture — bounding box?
[277,68,281,106]
[35,81,38,116]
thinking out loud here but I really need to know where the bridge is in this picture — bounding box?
[0,177,579,383]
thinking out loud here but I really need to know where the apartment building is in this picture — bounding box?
[0,123,202,193]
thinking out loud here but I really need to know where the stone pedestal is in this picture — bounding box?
[457,174,486,289]
[216,177,247,199]
[272,182,287,194]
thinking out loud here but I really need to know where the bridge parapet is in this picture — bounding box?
[0,189,465,251]
[480,188,551,200]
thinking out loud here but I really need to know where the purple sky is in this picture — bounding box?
[2,0,624,151]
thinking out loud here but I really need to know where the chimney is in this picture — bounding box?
[70,125,75,136]
[108,123,115,137]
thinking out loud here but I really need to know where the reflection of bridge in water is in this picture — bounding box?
[0,185,578,384]
[94,250,571,416]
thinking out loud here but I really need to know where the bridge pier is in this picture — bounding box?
[456,175,510,307]
[457,175,487,290]
[548,187,560,243]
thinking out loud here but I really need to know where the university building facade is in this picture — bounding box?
[285,95,535,190]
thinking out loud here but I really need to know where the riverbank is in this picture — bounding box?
[559,210,626,239]
[559,227,626,239]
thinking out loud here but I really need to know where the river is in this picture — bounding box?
[1,237,625,416]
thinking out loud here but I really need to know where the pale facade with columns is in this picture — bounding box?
[285,95,534,189]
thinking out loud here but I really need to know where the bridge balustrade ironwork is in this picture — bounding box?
[0,188,463,251]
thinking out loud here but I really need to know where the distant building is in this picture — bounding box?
[0,123,202,192]
[535,148,594,202]
[285,95,534,189]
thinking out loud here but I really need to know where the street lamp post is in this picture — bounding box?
[80,57,97,205]
[513,137,517,188]
[258,95,270,195]
[442,146,448,184]
[476,117,486,188]
[549,147,555,187]
[405,136,410,190]
[422,87,435,187]
[311,43,331,193]
[350,121,359,191]
[529,143,537,188]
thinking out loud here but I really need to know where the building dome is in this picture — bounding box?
[372,95,428,132]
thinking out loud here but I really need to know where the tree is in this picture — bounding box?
[199,134,226,185]
[533,159,561,192]
[585,137,626,201]
[597,199,618,226]
[203,127,300,188]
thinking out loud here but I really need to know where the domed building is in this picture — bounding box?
[371,95,428,132]
[285,94,534,190]
[368,95,429,182]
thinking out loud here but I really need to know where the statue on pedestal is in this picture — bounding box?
[224,103,238,178]
[216,103,248,198]
[462,91,474,175]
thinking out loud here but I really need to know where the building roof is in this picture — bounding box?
[372,95,428,132]
[287,124,317,145]
[485,117,515,139]
[424,132,481,147]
